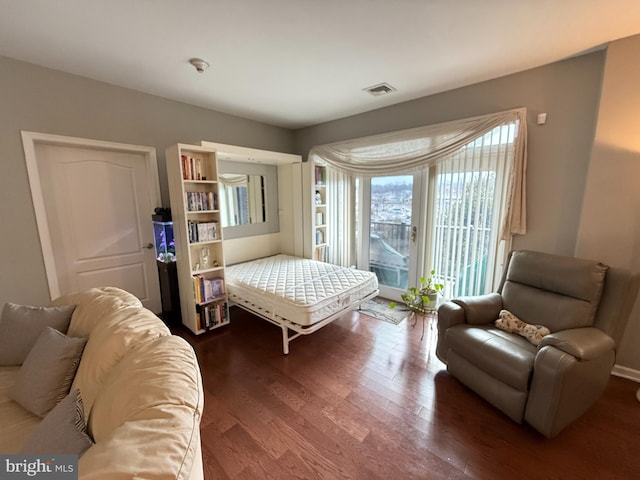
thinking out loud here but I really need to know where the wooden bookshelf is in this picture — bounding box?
[166,143,229,334]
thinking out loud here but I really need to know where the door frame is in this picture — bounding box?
[357,171,428,302]
[21,131,161,300]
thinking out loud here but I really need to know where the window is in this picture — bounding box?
[431,123,516,296]
[313,108,527,296]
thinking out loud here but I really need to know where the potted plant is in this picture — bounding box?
[390,270,444,316]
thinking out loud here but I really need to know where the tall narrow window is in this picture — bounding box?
[431,123,516,296]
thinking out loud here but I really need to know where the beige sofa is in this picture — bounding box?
[0,287,204,479]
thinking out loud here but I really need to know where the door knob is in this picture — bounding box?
[143,243,154,249]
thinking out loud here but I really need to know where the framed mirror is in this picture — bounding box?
[218,160,279,239]
[219,174,266,226]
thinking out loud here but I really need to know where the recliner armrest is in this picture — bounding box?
[437,302,465,330]
[451,292,503,325]
[538,327,615,361]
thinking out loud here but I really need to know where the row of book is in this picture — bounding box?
[314,244,329,262]
[187,221,219,243]
[181,154,207,181]
[196,301,228,331]
[193,275,225,304]
[186,191,217,211]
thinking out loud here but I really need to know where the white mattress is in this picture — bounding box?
[226,255,379,327]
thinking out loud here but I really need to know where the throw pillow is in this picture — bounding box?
[495,309,551,346]
[21,388,94,456]
[9,327,87,417]
[0,302,76,365]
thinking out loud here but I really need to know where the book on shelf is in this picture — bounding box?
[185,191,217,211]
[193,275,225,304]
[196,300,228,330]
[314,244,329,262]
[187,221,219,243]
[315,165,326,185]
[181,155,205,181]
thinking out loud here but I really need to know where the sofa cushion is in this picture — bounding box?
[9,327,86,417]
[52,287,171,415]
[21,388,93,456]
[52,287,143,338]
[82,335,203,480]
[0,303,76,365]
[0,366,41,453]
[446,324,536,391]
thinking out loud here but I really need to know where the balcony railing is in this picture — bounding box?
[369,221,488,296]
[369,222,410,289]
[370,221,410,256]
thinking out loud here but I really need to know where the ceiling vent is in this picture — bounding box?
[363,82,397,96]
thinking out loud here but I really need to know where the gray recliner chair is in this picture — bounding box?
[436,250,639,438]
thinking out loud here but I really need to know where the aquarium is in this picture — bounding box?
[152,219,176,262]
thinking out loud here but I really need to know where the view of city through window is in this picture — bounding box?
[368,176,413,290]
[368,171,495,297]
[360,124,513,297]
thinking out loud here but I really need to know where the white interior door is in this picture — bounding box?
[24,133,161,312]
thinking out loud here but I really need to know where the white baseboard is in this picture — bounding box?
[612,364,640,383]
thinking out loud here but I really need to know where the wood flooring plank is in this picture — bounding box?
[321,405,370,443]
[222,423,301,480]
[270,416,359,480]
[267,380,307,412]
[200,423,247,479]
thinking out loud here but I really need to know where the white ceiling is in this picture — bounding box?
[2,1,640,129]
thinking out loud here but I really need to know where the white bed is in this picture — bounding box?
[225,254,379,354]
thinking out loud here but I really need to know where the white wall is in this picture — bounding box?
[576,34,640,374]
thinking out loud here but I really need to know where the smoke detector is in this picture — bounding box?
[189,58,210,73]
[363,82,397,96]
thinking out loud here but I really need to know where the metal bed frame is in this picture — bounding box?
[228,288,379,354]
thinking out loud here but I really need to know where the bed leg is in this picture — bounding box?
[281,325,290,355]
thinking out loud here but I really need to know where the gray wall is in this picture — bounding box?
[0,51,608,318]
[0,55,294,307]
[294,51,605,257]
[576,34,640,371]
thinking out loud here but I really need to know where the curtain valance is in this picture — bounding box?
[310,108,525,175]
[310,108,527,238]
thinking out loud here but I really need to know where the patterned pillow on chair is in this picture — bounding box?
[495,309,550,346]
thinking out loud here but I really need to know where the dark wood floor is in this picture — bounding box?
[175,306,640,480]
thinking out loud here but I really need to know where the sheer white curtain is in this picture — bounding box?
[325,167,356,267]
[310,108,527,285]
[432,123,518,296]
[310,108,527,238]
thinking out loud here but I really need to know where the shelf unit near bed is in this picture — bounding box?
[166,143,229,335]
[312,159,328,262]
